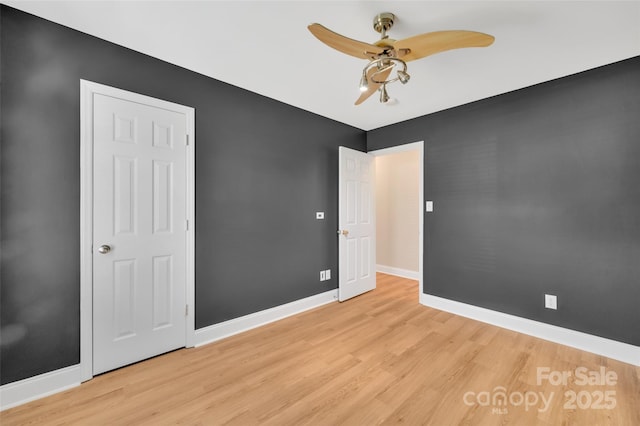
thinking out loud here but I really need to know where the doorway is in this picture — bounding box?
[370,142,424,298]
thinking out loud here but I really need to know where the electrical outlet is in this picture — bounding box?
[325,269,331,280]
[545,294,557,310]
[316,212,324,219]
[320,270,326,281]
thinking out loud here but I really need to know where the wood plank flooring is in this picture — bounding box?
[2,273,639,425]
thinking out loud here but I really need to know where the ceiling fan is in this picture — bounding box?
[308,13,495,105]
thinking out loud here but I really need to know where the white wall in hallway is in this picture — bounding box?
[375,150,420,274]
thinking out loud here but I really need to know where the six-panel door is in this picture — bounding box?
[92,93,187,374]
[338,146,376,301]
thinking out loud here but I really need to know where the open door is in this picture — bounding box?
[338,146,376,301]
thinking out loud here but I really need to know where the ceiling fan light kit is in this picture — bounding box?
[308,12,495,105]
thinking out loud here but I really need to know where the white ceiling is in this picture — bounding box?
[5,1,640,130]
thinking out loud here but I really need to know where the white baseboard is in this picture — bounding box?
[420,293,640,366]
[376,264,420,280]
[0,364,81,411]
[195,289,338,347]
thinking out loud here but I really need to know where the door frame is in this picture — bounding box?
[79,80,196,382]
[368,141,424,299]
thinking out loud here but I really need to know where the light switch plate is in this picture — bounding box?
[545,294,557,310]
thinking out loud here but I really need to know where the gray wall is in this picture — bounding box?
[368,56,640,346]
[0,6,366,385]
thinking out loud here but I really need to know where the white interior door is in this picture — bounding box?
[92,92,188,375]
[338,146,376,301]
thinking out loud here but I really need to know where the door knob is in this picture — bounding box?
[98,245,112,254]
[337,230,349,236]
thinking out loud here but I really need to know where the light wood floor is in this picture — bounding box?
[2,273,639,425]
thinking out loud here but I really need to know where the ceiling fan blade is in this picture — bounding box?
[355,66,393,105]
[308,23,384,60]
[394,30,495,62]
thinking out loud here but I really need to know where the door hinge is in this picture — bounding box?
[185,220,189,231]
[185,304,189,316]
[186,134,189,146]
